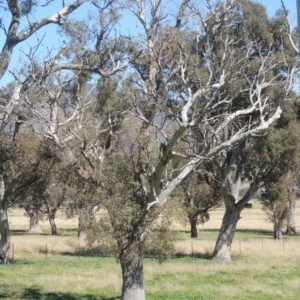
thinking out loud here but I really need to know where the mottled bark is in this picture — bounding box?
[213,203,242,261]
[274,225,282,240]
[0,175,10,264]
[0,209,10,264]
[28,209,42,234]
[286,192,297,236]
[49,216,57,235]
[77,204,95,240]
[120,243,146,300]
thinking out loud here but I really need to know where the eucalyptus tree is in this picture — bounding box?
[260,177,289,239]
[211,101,300,260]
[16,139,69,235]
[6,1,297,299]
[180,1,299,261]
[87,0,294,298]
[0,0,88,264]
[257,104,300,239]
[181,171,221,238]
[0,128,50,262]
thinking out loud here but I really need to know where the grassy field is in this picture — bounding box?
[1,201,299,300]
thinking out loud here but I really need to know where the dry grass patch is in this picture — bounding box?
[11,235,80,256]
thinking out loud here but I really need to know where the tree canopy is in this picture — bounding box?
[0,1,299,299]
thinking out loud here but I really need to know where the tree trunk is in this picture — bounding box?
[77,204,95,240]
[286,193,297,236]
[189,216,198,238]
[212,204,242,261]
[274,222,282,240]
[0,175,10,264]
[78,205,87,240]
[28,209,42,234]
[0,209,10,264]
[120,243,146,300]
[49,216,58,235]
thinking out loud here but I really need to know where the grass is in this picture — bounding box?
[1,254,300,300]
[1,203,300,300]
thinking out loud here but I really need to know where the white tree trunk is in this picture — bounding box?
[28,209,42,234]
[286,192,297,235]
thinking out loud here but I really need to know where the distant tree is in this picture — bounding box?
[212,100,300,260]
[260,177,289,239]
[181,171,221,238]
[0,0,96,264]
[64,170,99,240]
[0,129,45,262]
[194,0,299,261]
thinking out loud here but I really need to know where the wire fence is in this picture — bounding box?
[9,236,300,263]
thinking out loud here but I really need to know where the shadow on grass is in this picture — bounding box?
[62,244,111,258]
[173,252,213,260]
[61,245,213,261]
[235,228,274,237]
[11,228,78,237]
[0,287,120,300]
[202,228,274,238]
[10,229,28,235]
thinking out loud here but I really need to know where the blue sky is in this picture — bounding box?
[0,0,298,86]
[262,0,297,21]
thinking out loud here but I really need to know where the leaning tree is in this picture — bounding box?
[181,0,299,261]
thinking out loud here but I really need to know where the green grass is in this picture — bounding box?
[174,228,282,240]
[0,255,121,299]
[2,253,300,300]
[3,206,300,299]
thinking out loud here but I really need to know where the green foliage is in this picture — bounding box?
[260,177,289,231]
[244,112,300,185]
[144,220,176,263]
